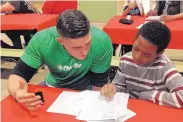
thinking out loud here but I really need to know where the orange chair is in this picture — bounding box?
[42,0,78,14]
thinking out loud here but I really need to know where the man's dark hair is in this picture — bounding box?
[56,9,90,39]
[136,21,171,54]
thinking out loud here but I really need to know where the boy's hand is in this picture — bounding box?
[100,83,116,98]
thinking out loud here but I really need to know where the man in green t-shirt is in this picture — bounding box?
[8,10,113,111]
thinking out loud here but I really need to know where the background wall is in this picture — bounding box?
[32,0,156,22]
[79,1,117,22]
[32,0,125,22]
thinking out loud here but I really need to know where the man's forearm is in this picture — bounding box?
[8,74,28,97]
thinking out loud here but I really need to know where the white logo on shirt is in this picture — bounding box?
[73,63,82,68]
[57,65,63,70]
[57,63,82,71]
[63,66,72,71]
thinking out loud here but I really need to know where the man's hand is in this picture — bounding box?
[100,83,116,98]
[14,80,43,111]
[160,15,176,22]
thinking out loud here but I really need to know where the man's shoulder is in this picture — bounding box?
[36,26,58,41]
[38,26,57,35]
[91,26,109,41]
[91,26,111,47]
[29,26,58,49]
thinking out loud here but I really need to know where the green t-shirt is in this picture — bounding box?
[21,26,113,90]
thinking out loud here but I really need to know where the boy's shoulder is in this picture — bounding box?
[155,54,172,65]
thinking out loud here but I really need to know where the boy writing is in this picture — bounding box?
[101,21,183,108]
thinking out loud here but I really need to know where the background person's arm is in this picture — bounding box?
[0,2,15,12]
[170,12,183,20]
[0,1,20,13]
[122,5,132,16]
[160,12,183,22]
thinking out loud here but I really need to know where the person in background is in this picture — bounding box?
[122,0,144,16]
[8,10,113,111]
[113,0,144,56]
[147,1,183,22]
[101,21,183,108]
[0,0,40,49]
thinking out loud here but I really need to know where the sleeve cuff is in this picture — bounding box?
[139,91,153,100]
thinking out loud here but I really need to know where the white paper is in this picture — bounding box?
[87,109,136,122]
[117,109,136,122]
[47,91,87,116]
[76,91,129,121]
[76,91,115,121]
[87,120,114,122]
[47,90,135,122]
[146,16,160,21]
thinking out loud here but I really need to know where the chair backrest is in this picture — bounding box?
[42,0,78,14]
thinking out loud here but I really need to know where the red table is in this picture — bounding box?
[1,14,58,31]
[103,16,183,49]
[1,85,183,122]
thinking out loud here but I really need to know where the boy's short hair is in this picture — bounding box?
[136,21,171,54]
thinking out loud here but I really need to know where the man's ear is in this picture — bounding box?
[56,38,65,45]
